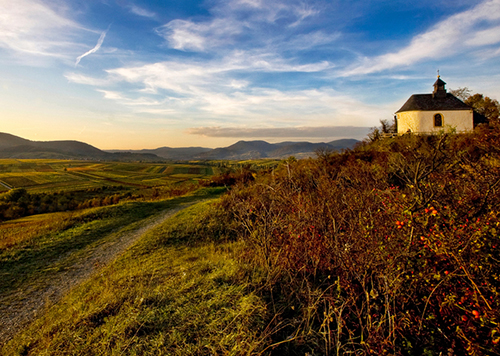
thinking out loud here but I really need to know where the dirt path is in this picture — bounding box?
[0,181,12,190]
[0,202,198,345]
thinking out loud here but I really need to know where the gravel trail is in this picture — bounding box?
[0,202,197,345]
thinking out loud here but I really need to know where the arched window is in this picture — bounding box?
[434,113,443,127]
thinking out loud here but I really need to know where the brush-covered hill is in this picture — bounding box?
[212,126,500,354]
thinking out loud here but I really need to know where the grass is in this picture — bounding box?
[0,188,223,296]
[0,211,76,249]
[2,192,269,355]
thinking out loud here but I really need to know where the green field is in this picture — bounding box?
[0,158,281,224]
[0,159,215,194]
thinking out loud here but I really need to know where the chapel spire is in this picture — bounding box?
[432,73,447,99]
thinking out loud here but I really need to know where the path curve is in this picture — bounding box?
[0,181,12,191]
[0,201,198,345]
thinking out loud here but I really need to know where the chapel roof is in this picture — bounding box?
[396,93,472,113]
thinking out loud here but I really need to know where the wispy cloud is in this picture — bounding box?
[96,90,163,106]
[223,0,319,25]
[341,0,500,76]
[156,0,324,52]
[0,0,81,61]
[75,26,110,66]
[64,72,112,86]
[103,53,332,98]
[156,18,242,52]
[75,56,391,126]
[465,25,500,46]
[129,5,156,18]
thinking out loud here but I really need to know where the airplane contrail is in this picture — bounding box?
[75,25,111,66]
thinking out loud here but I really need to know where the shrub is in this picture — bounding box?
[222,130,500,355]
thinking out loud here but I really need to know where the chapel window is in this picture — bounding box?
[434,114,443,127]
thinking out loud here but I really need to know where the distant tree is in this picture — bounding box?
[450,87,500,123]
[367,119,396,142]
[112,194,120,204]
[91,197,101,207]
[0,201,9,220]
[367,126,381,142]
[379,118,396,133]
[465,93,500,122]
[449,86,472,101]
[2,188,29,203]
[102,195,113,205]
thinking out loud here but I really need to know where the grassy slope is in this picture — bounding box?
[0,195,202,295]
[2,193,269,355]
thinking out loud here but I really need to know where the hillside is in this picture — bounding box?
[194,139,358,160]
[215,127,500,355]
[0,133,30,148]
[1,132,359,161]
[0,133,161,161]
[108,140,359,160]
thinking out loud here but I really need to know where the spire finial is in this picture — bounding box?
[437,69,440,78]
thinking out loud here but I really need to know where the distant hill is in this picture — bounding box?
[194,139,359,160]
[108,147,213,160]
[196,140,274,160]
[0,133,160,161]
[0,132,359,161]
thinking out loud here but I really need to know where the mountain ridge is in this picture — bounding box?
[0,133,159,161]
[0,132,359,161]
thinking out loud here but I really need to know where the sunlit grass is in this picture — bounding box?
[2,197,269,355]
[0,211,75,249]
[0,194,209,295]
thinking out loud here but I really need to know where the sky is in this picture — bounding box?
[1,0,500,149]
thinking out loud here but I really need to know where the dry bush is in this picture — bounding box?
[222,129,500,355]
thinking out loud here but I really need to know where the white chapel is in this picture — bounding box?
[395,77,484,134]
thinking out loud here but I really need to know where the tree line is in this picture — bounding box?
[0,187,123,221]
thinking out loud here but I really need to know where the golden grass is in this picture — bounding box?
[0,211,75,249]
[2,198,269,355]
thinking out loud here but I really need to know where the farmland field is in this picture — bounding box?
[0,159,214,194]
[0,158,280,224]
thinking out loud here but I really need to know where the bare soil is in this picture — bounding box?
[0,202,196,345]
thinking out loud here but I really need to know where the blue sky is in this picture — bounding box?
[1,0,500,149]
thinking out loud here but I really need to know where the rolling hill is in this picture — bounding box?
[0,133,159,161]
[0,133,359,161]
[194,139,359,160]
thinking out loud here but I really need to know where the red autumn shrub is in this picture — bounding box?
[221,129,500,355]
